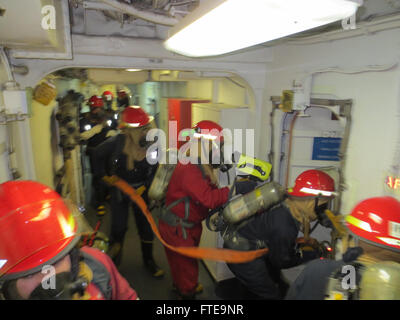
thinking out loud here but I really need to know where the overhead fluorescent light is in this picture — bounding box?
[164,0,362,57]
[125,68,142,72]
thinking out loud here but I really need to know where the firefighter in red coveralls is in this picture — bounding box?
[0,180,138,300]
[158,120,230,299]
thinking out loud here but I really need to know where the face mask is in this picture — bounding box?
[219,163,233,172]
[314,200,333,228]
[28,272,87,300]
[208,141,233,171]
[139,136,149,148]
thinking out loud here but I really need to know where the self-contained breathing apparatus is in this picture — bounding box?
[220,169,344,257]
[148,143,344,262]
[324,260,400,300]
[207,171,286,252]
[147,147,281,244]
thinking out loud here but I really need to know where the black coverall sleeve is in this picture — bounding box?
[267,230,302,270]
[240,208,303,270]
[265,212,303,270]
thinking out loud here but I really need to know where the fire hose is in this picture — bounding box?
[103,175,269,263]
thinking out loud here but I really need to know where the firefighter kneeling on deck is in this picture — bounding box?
[159,120,230,299]
[224,169,337,300]
[0,181,138,300]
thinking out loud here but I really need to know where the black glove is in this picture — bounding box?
[342,246,364,263]
[300,248,320,262]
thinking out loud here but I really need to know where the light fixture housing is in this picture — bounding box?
[125,68,142,72]
[164,0,362,57]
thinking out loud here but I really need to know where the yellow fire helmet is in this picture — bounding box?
[236,154,272,181]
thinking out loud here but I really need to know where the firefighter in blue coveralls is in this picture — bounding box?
[224,169,337,299]
[92,105,164,278]
[80,95,117,212]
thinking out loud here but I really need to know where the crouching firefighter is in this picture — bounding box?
[0,180,138,300]
[157,120,231,299]
[91,106,164,278]
[223,169,337,300]
[286,196,400,300]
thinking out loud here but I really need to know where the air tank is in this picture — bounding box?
[148,149,178,201]
[359,261,400,300]
[223,181,286,224]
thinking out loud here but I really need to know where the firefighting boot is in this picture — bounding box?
[141,240,165,279]
[177,291,196,300]
[173,283,203,295]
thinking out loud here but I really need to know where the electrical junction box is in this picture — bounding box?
[280,90,294,112]
[292,88,308,111]
[280,87,309,112]
[3,89,28,115]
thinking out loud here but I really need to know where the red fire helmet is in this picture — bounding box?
[88,95,104,108]
[0,181,83,280]
[192,120,224,142]
[288,169,335,197]
[102,91,114,102]
[119,106,153,128]
[346,196,400,252]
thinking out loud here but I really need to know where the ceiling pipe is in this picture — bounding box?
[95,0,179,26]
[0,47,15,82]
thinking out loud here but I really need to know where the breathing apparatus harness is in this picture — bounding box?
[204,159,278,252]
[156,158,228,240]
[154,136,233,240]
[218,185,339,257]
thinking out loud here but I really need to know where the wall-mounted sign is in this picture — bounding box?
[312,137,342,161]
[386,176,400,190]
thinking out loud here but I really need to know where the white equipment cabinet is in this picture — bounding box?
[191,102,249,282]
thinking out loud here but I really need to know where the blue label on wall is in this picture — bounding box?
[312,137,342,161]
